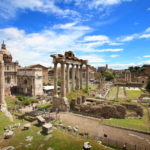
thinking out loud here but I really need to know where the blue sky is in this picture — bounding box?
[0,0,150,69]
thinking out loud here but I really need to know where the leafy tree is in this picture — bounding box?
[57,80,61,86]
[102,72,114,81]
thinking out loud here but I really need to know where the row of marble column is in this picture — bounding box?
[54,62,89,98]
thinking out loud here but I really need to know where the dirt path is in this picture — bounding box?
[59,112,150,150]
[118,87,126,99]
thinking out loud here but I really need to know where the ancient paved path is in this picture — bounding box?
[59,112,150,150]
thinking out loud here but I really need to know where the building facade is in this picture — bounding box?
[0,41,19,95]
[17,68,43,96]
[28,64,49,84]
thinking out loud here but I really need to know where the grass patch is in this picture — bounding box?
[108,87,117,100]
[37,103,52,110]
[126,90,144,100]
[67,90,88,102]
[103,109,150,132]
[5,96,20,110]
[0,112,12,135]
[0,122,112,150]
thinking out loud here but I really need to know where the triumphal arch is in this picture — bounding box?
[51,51,89,111]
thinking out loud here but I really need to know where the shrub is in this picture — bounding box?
[83,88,89,93]
[18,97,39,106]
[37,103,52,110]
[126,99,131,103]
[16,96,28,101]
[102,72,114,81]
[57,80,61,86]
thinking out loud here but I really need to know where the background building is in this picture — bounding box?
[0,41,19,95]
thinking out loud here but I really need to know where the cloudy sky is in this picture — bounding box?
[0,0,150,69]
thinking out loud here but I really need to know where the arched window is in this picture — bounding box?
[24,79,27,84]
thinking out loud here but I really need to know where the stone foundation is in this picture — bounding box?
[53,96,70,112]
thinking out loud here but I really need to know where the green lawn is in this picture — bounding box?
[126,90,144,100]
[5,96,20,110]
[103,109,150,132]
[108,87,117,100]
[0,112,12,135]
[0,121,112,150]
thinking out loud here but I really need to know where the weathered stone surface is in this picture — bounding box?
[70,98,126,119]
[121,103,143,116]
[4,131,14,139]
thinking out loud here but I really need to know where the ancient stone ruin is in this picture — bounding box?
[70,97,143,119]
[51,51,89,111]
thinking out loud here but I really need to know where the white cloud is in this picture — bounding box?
[117,27,150,42]
[0,0,79,19]
[79,55,105,63]
[147,8,150,11]
[96,49,123,52]
[118,34,138,42]
[143,55,150,58]
[84,35,109,41]
[145,27,150,32]
[53,22,91,31]
[110,54,119,58]
[82,35,123,47]
[88,0,133,9]
[0,26,88,66]
[140,34,150,39]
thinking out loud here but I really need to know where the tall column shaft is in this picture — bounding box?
[86,65,89,89]
[61,62,66,97]
[54,62,58,96]
[66,64,70,93]
[72,64,75,90]
[80,65,83,89]
[76,65,80,90]
[0,56,5,107]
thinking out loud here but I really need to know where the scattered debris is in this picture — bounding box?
[4,131,14,139]
[0,146,15,150]
[25,136,33,142]
[23,124,31,130]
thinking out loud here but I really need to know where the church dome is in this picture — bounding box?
[0,41,12,63]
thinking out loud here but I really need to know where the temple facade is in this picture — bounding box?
[51,51,89,111]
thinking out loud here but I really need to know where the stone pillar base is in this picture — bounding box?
[53,96,70,112]
[0,103,7,112]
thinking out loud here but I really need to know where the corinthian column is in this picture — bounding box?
[86,65,89,89]
[76,65,80,90]
[72,64,75,90]
[61,62,66,97]
[54,62,58,97]
[66,64,70,93]
[80,65,83,89]
[0,54,5,108]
